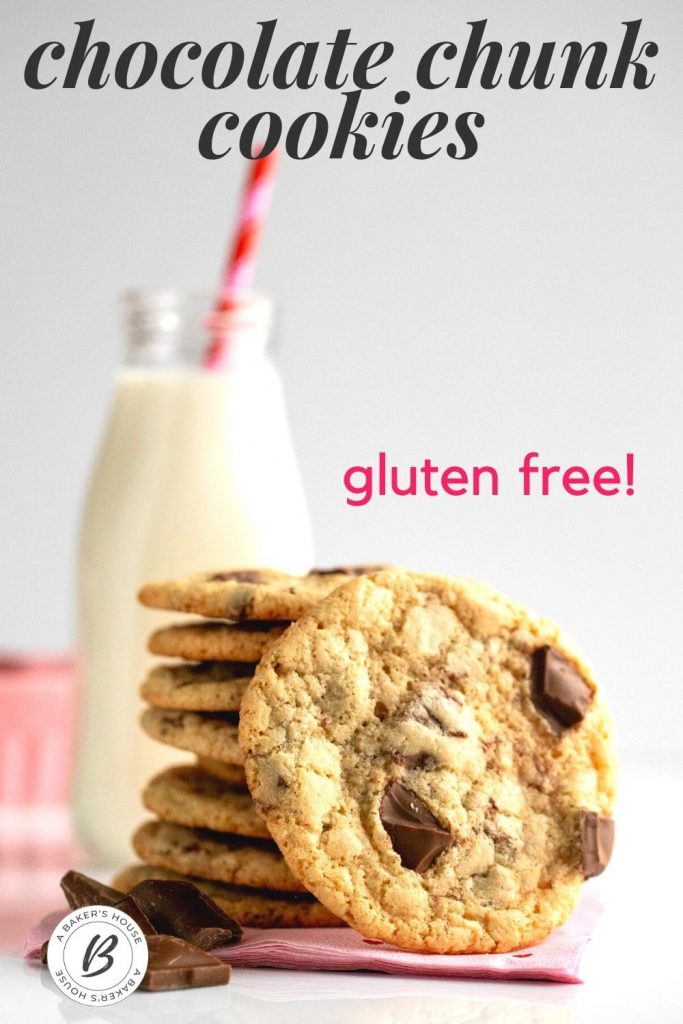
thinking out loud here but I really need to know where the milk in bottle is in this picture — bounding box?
[73,291,314,863]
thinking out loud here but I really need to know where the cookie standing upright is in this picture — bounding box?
[239,571,616,954]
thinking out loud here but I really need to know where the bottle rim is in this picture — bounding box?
[120,288,276,366]
[122,289,274,332]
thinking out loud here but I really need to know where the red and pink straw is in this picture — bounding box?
[204,149,280,369]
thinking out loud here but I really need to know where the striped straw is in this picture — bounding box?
[204,149,280,369]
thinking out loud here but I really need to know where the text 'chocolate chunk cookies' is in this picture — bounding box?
[239,571,616,953]
[380,782,453,872]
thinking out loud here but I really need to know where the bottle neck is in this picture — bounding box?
[122,290,274,369]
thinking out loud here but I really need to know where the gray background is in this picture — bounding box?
[2,1,681,749]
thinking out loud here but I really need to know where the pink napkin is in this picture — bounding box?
[24,888,601,983]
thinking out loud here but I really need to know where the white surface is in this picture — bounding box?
[3,754,682,1022]
[1,1,682,752]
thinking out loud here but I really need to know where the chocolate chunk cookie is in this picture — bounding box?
[239,571,616,953]
[139,567,387,622]
[143,765,269,838]
[140,662,254,713]
[148,622,287,663]
[132,820,304,892]
[141,708,243,764]
[112,865,341,928]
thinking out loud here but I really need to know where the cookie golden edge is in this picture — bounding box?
[132,819,306,892]
[140,663,253,712]
[143,765,270,838]
[148,622,286,663]
[112,864,342,928]
[138,568,356,621]
[140,707,244,763]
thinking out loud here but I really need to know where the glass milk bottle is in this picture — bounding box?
[73,291,314,864]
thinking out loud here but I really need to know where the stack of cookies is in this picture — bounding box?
[114,567,379,929]
[116,568,616,953]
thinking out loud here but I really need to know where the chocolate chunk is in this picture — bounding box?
[60,870,159,934]
[140,935,231,991]
[580,811,615,878]
[311,565,386,576]
[209,570,262,583]
[380,781,453,872]
[113,894,157,935]
[394,751,433,770]
[531,646,593,732]
[398,690,464,737]
[129,879,242,950]
[60,870,124,910]
[374,700,389,720]
[239,620,288,633]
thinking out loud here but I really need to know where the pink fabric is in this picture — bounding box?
[0,655,75,806]
[24,889,602,982]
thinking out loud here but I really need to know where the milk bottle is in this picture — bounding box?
[73,291,314,863]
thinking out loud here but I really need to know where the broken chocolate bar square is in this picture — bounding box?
[140,935,231,991]
[129,879,242,950]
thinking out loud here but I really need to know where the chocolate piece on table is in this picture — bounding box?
[113,894,157,935]
[380,781,453,872]
[531,646,593,732]
[60,870,124,910]
[140,935,231,991]
[580,810,615,878]
[129,879,242,949]
[60,870,158,934]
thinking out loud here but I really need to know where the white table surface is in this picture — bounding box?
[3,752,682,1023]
